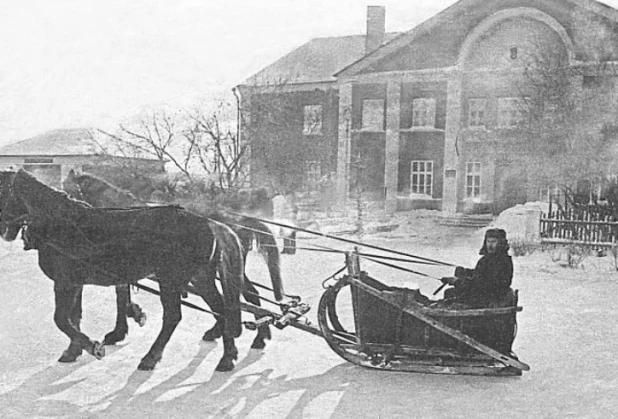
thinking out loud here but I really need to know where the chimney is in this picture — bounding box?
[365,6,386,55]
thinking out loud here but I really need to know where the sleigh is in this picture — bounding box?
[316,251,527,376]
[234,245,529,376]
[122,220,530,376]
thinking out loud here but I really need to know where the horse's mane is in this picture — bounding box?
[14,170,92,216]
[78,172,130,194]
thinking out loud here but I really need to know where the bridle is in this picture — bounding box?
[0,172,29,230]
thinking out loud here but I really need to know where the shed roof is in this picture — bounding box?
[0,128,158,160]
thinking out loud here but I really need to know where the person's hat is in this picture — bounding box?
[480,228,509,254]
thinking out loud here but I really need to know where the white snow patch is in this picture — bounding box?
[487,201,549,242]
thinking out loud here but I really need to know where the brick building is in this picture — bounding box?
[236,0,618,213]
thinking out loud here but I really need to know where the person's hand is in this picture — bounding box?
[440,276,458,286]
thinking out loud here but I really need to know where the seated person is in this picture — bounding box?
[440,228,513,308]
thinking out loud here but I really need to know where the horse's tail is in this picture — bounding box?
[207,218,245,338]
[240,217,284,301]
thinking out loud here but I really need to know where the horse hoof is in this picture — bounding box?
[215,358,235,372]
[251,339,266,350]
[138,313,147,327]
[103,331,127,346]
[92,342,106,360]
[137,362,155,371]
[58,350,82,363]
[202,328,221,342]
[128,304,147,327]
[138,356,159,371]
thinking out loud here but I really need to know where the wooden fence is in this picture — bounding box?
[540,208,618,246]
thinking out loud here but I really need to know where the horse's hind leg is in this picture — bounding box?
[243,277,271,350]
[126,285,147,327]
[103,285,147,345]
[55,284,105,362]
[138,282,182,371]
[191,267,224,342]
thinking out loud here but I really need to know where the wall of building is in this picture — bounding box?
[398,81,447,203]
[243,1,618,213]
[248,88,339,192]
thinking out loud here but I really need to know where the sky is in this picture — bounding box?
[2,0,618,146]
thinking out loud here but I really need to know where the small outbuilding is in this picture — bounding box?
[0,128,164,188]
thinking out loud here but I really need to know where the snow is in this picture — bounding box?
[1,211,618,418]
[489,201,550,243]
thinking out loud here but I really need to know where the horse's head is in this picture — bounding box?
[0,170,28,241]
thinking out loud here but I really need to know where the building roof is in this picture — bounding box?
[0,128,158,160]
[241,0,618,85]
[337,0,618,77]
[0,128,101,156]
[240,33,400,87]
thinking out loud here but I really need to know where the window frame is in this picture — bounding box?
[361,99,385,132]
[468,99,486,129]
[411,98,436,128]
[465,162,482,198]
[304,160,322,187]
[410,160,434,197]
[302,104,323,135]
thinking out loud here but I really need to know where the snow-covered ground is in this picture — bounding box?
[1,211,617,418]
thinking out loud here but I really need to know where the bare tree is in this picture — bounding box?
[98,108,194,182]
[185,97,248,190]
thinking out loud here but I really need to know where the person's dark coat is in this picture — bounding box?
[452,253,513,307]
[446,228,514,307]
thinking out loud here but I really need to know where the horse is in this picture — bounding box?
[52,170,147,346]
[63,170,285,350]
[0,169,245,371]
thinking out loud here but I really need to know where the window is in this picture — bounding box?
[412,98,436,128]
[411,161,433,196]
[497,98,523,128]
[361,99,385,131]
[466,162,481,198]
[305,160,322,186]
[468,99,486,128]
[303,105,323,135]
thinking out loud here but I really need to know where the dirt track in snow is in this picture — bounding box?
[0,226,617,418]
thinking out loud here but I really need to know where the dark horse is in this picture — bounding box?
[51,170,147,346]
[0,170,245,371]
[63,170,285,350]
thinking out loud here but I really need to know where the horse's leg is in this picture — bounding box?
[137,281,182,371]
[125,285,147,327]
[103,285,130,345]
[59,286,84,362]
[217,334,239,372]
[191,267,225,342]
[199,268,239,372]
[243,276,271,349]
[54,284,105,362]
